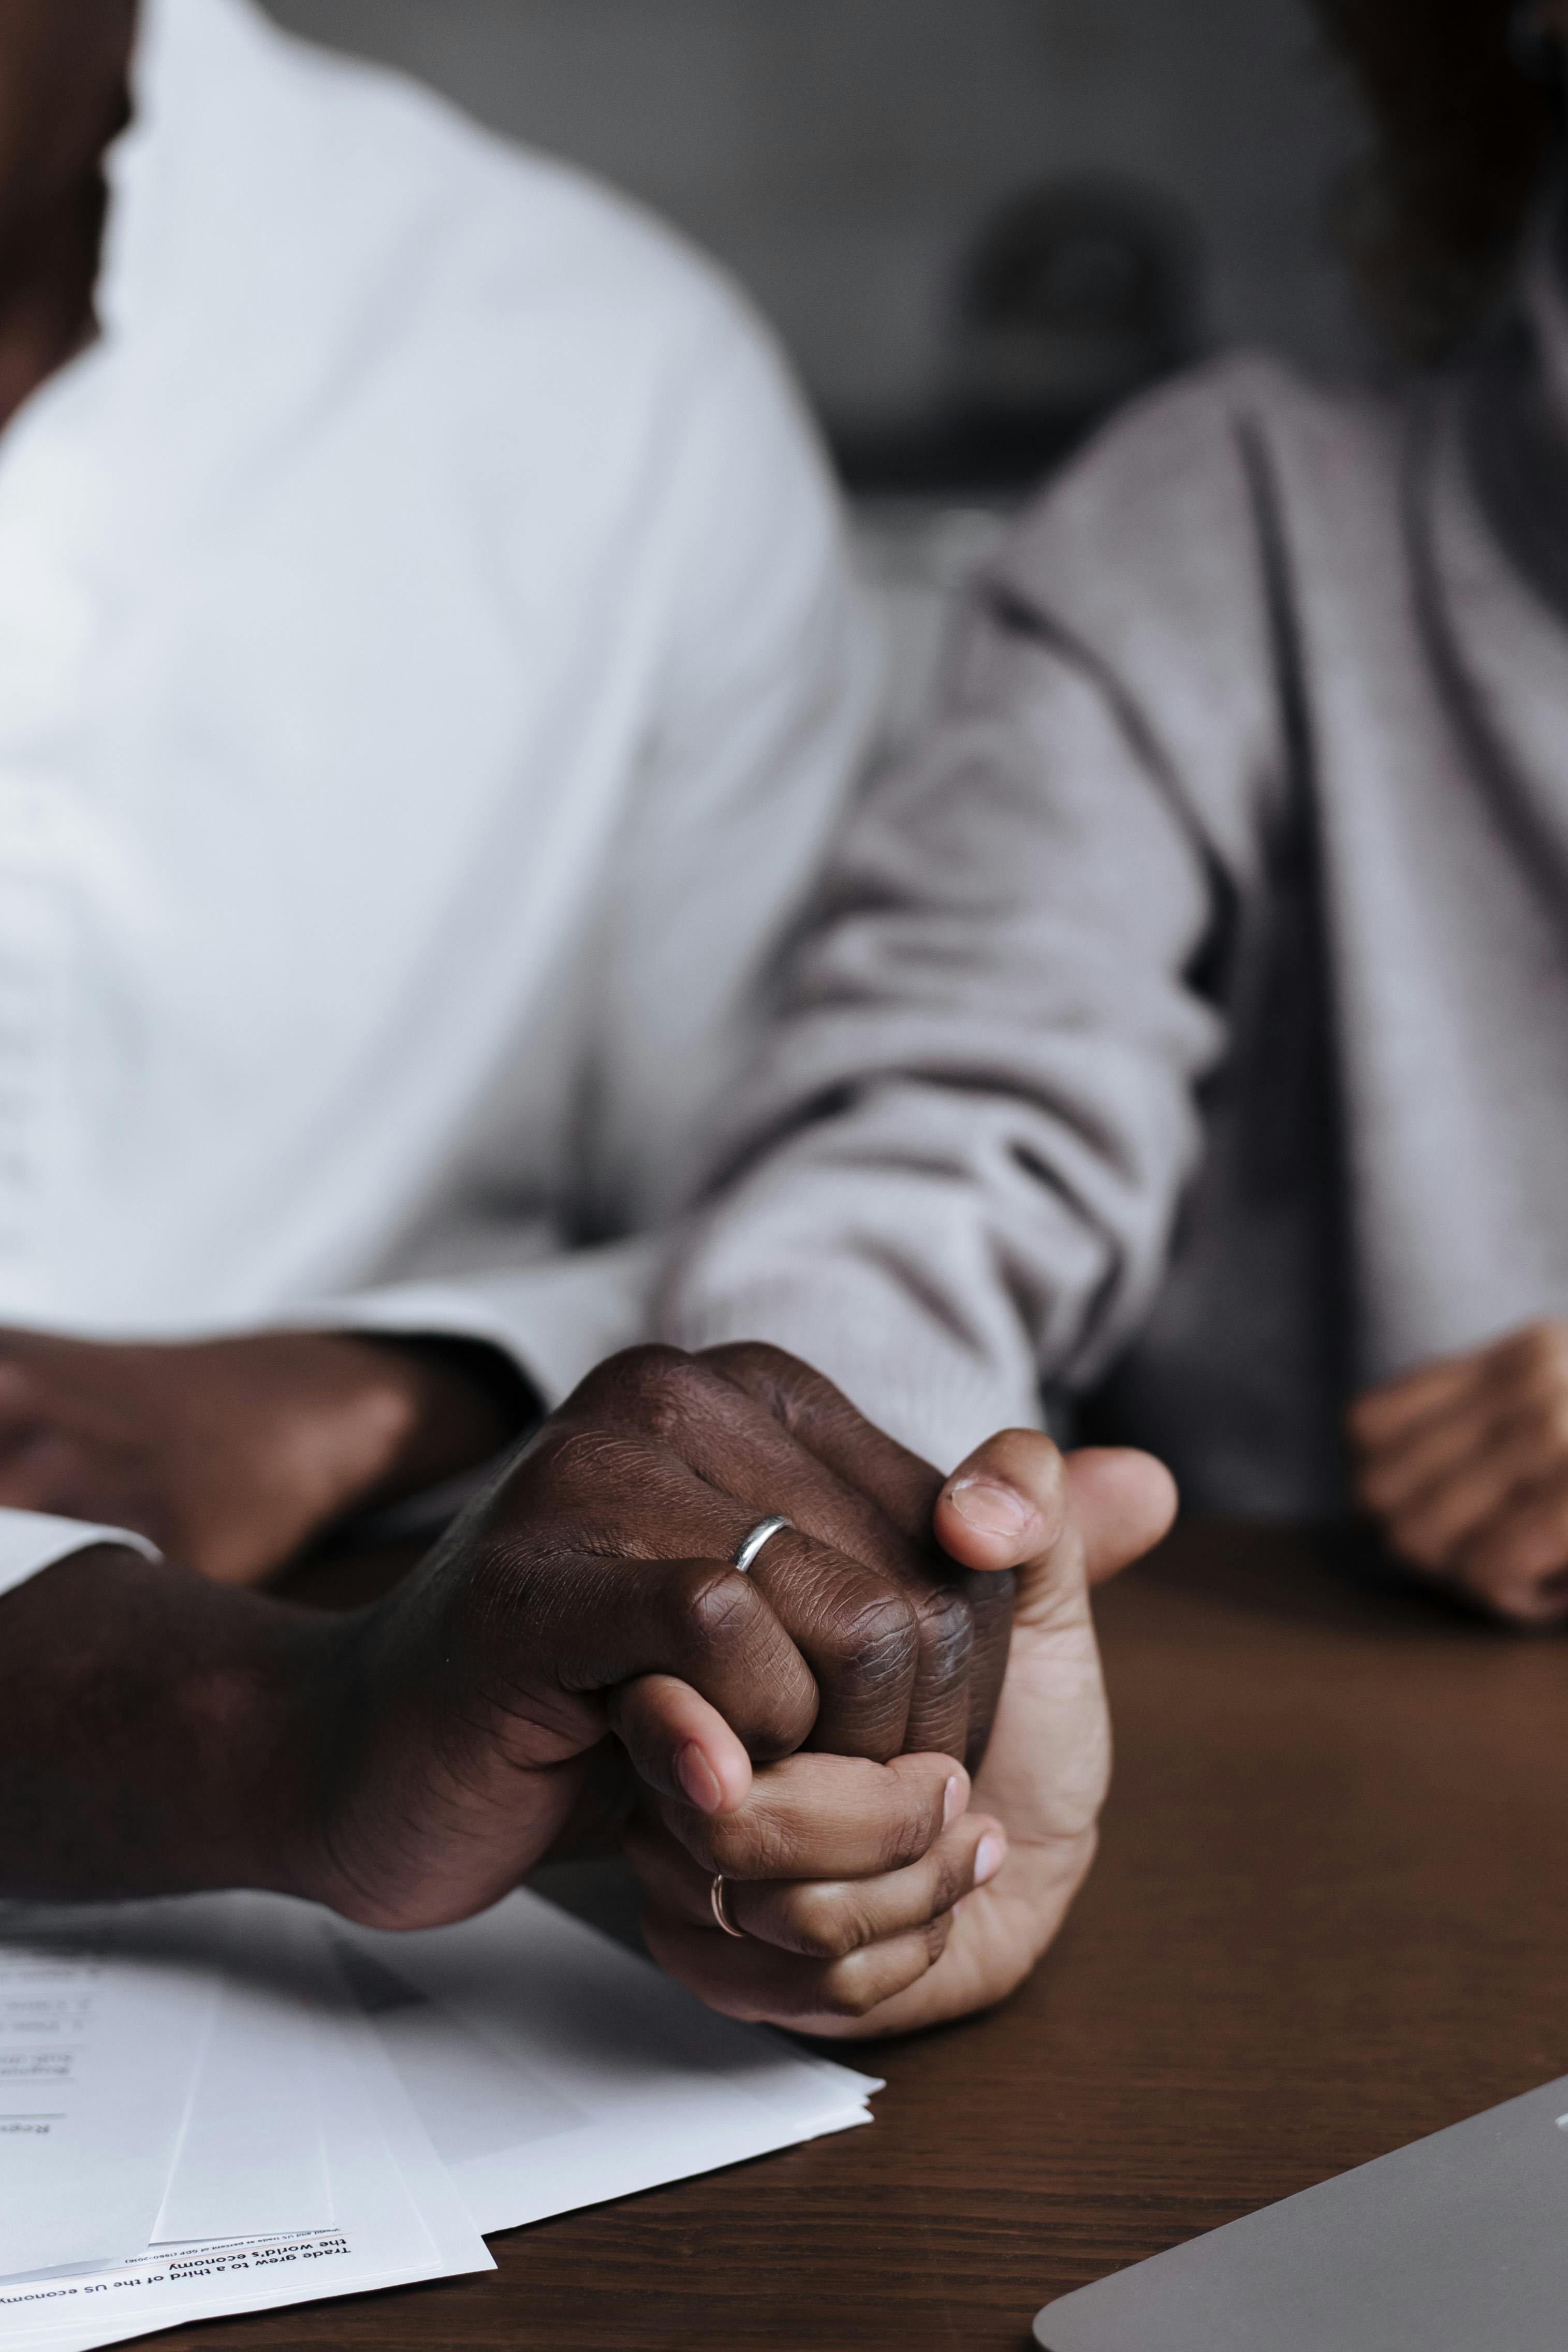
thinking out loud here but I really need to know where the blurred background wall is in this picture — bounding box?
[258,0,1368,489]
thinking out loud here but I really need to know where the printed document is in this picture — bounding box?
[0,1882,878,2351]
[149,1896,331,2245]
[0,1906,218,2281]
[339,1889,881,2232]
[0,1909,492,2351]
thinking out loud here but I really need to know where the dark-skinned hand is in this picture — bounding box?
[0,1325,522,1585]
[309,1342,1020,1931]
[0,1342,1172,2035]
[0,1344,1007,1906]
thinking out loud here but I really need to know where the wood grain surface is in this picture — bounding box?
[160,1520,1568,2352]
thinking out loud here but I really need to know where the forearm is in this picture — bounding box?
[663,615,1223,1452]
[0,1547,340,1901]
[664,1135,1057,1469]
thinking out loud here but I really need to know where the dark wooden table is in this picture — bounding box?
[165,1521,1568,2351]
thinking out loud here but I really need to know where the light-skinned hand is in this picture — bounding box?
[630,1430,1175,2036]
[1351,1319,1568,1625]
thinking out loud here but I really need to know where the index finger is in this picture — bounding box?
[654,1748,968,1884]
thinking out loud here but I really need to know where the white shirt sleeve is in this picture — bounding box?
[301,1238,660,1418]
[314,310,881,1412]
[0,1510,162,1603]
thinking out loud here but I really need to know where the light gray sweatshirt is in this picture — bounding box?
[664,237,1568,1513]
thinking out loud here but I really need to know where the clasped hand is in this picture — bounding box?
[307,1343,1175,2038]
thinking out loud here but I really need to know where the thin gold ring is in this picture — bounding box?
[710,1873,745,1939]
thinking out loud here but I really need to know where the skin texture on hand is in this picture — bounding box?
[634,1431,1177,2037]
[1351,1319,1568,1626]
[0,1349,1020,1956]
[0,1338,1166,2037]
[0,1327,526,1585]
[314,1344,1016,1930]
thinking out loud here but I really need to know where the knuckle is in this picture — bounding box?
[571,1346,734,1456]
[664,1812,722,1874]
[816,1959,885,2021]
[704,1809,790,1880]
[523,1423,632,1498]
[574,1343,686,1411]
[819,1588,920,1691]
[911,1583,974,1682]
[879,1805,937,1876]
[679,1566,759,1654]
[922,1912,954,1964]
[701,1340,808,1396]
[702,1342,862,1448]
[786,1888,863,1962]
[689,1812,737,1874]
[623,1352,721,1450]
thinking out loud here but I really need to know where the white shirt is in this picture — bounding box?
[0,0,877,1598]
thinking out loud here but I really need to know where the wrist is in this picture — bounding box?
[241,1601,369,1905]
[0,1550,344,1901]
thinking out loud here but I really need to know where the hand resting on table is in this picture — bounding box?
[1352,1319,1568,1626]
[0,1340,1172,2037]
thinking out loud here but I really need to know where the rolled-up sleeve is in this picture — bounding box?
[663,367,1288,1470]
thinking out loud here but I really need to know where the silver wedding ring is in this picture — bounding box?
[710,1874,745,1939]
[731,1514,793,1576]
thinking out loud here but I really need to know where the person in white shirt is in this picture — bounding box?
[0,0,879,1585]
[0,0,1180,2041]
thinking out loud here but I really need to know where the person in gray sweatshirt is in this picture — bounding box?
[666,0,1568,1628]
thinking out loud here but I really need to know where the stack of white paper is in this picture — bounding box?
[0,1886,879,2352]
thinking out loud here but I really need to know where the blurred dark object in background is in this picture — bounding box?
[834,174,1203,493]
[261,0,1365,503]
[1308,0,1558,362]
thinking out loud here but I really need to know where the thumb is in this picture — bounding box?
[934,1430,1176,1592]
[1062,1447,1178,1586]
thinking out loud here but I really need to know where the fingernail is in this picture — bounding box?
[947,1475,1033,1539]
[676,1743,723,1816]
[973,1833,1006,1886]
[943,1773,968,1828]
